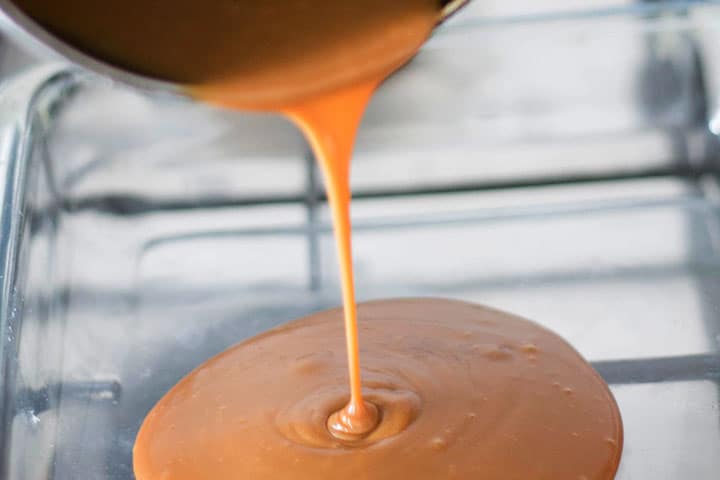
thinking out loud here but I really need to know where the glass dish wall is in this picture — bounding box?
[1,2,720,478]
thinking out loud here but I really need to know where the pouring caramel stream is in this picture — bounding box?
[285,81,381,438]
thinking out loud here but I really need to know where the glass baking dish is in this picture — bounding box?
[1,2,720,479]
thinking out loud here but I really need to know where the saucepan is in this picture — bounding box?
[0,0,470,97]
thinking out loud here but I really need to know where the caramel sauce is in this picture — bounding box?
[284,81,382,437]
[13,1,624,478]
[133,299,623,479]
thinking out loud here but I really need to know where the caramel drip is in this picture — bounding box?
[284,81,380,438]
